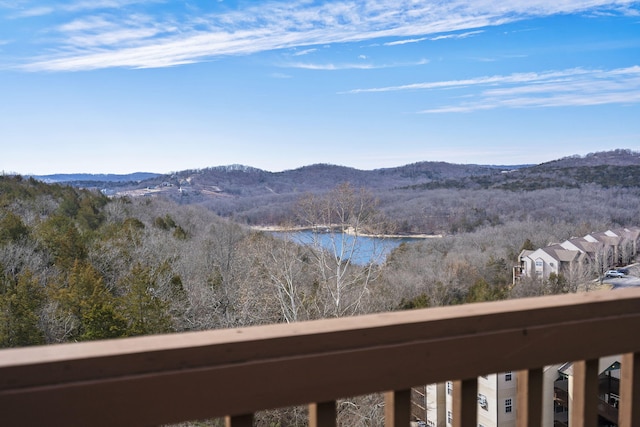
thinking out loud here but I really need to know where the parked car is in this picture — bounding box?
[617,268,630,275]
[605,270,625,278]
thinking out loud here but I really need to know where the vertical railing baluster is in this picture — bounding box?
[384,389,411,426]
[619,352,640,427]
[571,359,599,427]
[452,378,477,427]
[516,368,543,427]
[225,413,253,427]
[309,401,336,427]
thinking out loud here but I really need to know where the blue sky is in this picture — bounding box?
[1,0,639,175]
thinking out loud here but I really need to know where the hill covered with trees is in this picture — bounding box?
[3,149,639,347]
[3,150,640,425]
[113,149,639,234]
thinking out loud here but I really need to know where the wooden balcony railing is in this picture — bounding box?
[1,288,640,426]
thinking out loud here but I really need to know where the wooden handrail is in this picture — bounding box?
[1,288,640,426]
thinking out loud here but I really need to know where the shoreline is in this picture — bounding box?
[249,225,443,239]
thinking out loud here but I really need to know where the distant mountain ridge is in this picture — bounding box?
[28,149,640,196]
[408,149,640,191]
[126,161,516,199]
[539,149,640,168]
[33,172,160,183]
[30,162,530,186]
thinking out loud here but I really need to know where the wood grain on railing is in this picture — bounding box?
[517,367,543,427]
[1,288,640,426]
[619,352,640,427]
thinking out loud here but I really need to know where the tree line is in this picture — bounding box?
[0,175,629,344]
[1,174,635,426]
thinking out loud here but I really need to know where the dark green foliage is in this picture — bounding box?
[120,264,172,336]
[123,217,145,230]
[545,272,569,295]
[173,225,189,240]
[76,193,108,230]
[0,175,51,207]
[465,278,508,303]
[399,293,430,310]
[153,216,167,230]
[36,215,87,268]
[153,214,188,239]
[483,256,511,287]
[57,193,80,218]
[0,270,45,347]
[169,274,186,300]
[520,238,535,251]
[53,261,128,341]
[154,214,177,230]
[0,212,29,244]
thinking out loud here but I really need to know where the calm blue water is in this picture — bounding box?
[271,230,419,264]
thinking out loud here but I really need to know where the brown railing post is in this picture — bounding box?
[619,352,640,427]
[571,359,599,427]
[2,288,640,426]
[516,368,543,427]
[452,379,477,427]
[309,401,336,427]
[225,414,253,427]
[384,389,411,426]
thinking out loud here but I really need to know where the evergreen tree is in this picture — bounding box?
[0,270,45,347]
[37,215,87,269]
[53,261,127,341]
[0,212,29,244]
[121,264,173,336]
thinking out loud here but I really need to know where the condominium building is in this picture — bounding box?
[415,356,621,427]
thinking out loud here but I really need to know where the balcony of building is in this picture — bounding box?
[1,287,640,426]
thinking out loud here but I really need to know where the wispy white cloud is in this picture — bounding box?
[58,15,173,48]
[287,58,428,70]
[64,0,154,13]
[8,0,151,18]
[384,37,427,46]
[428,30,484,41]
[391,66,640,113]
[345,68,594,93]
[292,48,317,56]
[16,0,640,71]
[13,6,54,18]
[286,62,378,70]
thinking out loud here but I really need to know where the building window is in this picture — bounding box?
[478,393,488,410]
[446,381,452,395]
[505,398,513,413]
[447,410,452,424]
[505,371,512,381]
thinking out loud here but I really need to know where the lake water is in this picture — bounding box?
[271,230,421,264]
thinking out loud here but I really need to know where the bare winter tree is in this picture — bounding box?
[296,183,391,318]
[246,229,310,323]
[620,237,635,266]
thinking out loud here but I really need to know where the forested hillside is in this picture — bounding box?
[99,149,640,233]
[3,151,639,425]
[3,149,639,349]
[3,150,638,346]
[0,177,407,348]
